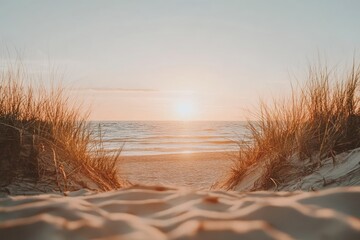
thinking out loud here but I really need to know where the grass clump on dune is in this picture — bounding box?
[221,61,360,190]
[0,64,123,193]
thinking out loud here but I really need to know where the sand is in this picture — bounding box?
[2,151,360,239]
[120,151,235,189]
[1,185,360,240]
[227,147,360,192]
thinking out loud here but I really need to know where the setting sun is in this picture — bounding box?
[174,100,196,120]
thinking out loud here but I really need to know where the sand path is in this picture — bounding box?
[120,152,235,189]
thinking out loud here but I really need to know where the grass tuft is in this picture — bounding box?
[221,61,360,190]
[0,63,124,193]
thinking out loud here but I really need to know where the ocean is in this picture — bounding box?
[90,121,248,156]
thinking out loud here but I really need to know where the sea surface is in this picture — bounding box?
[90,121,248,156]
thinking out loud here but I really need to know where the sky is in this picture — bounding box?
[1,0,360,121]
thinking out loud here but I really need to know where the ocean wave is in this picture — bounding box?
[89,121,247,156]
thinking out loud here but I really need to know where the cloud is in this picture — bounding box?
[74,88,159,93]
[73,88,197,95]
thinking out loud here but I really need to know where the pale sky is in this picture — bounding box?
[1,0,360,121]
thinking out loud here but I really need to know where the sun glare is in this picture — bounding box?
[175,100,195,120]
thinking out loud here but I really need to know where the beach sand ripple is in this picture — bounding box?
[1,186,360,240]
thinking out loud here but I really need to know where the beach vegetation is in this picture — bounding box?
[221,60,360,190]
[0,63,123,193]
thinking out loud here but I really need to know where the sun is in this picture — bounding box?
[174,100,195,120]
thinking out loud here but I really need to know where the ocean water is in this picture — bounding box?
[90,121,248,156]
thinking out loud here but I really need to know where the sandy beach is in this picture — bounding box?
[2,2,360,239]
[1,185,360,240]
[2,149,360,239]
[121,152,235,189]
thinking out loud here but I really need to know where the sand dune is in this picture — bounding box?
[218,148,360,193]
[1,185,360,240]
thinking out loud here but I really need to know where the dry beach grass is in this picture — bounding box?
[0,63,124,194]
[219,61,360,190]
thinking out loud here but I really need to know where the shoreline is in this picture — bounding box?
[120,150,239,160]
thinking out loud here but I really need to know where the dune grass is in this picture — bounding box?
[221,61,360,190]
[0,64,123,192]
